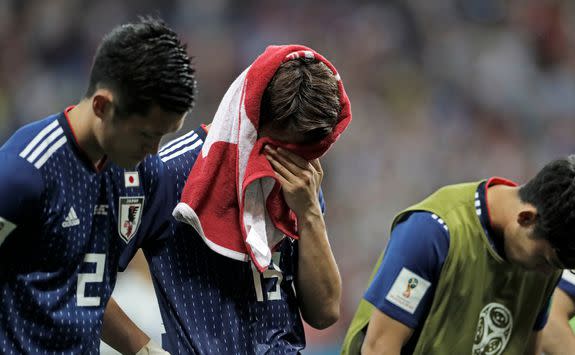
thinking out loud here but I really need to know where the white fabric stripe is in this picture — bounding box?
[562,270,575,285]
[160,139,203,162]
[429,213,448,231]
[159,133,199,157]
[159,130,198,154]
[19,120,60,159]
[34,136,67,169]
[173,202,248,261]
[26,127,64,163]
[198,233,248,261]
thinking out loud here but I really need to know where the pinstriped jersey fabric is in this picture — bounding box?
[0,112,172,354]
[142,127,309,354]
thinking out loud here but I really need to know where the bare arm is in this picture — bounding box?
[295,194,341,329]
[362,308,414,355]
[541,288,575,354]
[102,297,151,354]
[265,146,342,329]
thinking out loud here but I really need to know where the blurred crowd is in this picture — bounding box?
[1,0,574,353]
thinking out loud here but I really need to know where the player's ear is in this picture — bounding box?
[517,206,537,227]
[92,89,114,121]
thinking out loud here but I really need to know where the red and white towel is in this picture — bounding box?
[173,45,352,272]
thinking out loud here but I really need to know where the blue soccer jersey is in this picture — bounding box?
[140,127,324,354]
[0,109,172,354]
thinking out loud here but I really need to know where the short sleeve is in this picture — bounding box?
[558,270,575,299]
[139,127,206,255]
[364,212,450,329]
[0,152,43,248]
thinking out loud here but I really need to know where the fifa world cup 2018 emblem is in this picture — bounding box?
[472,303,513,355]
[403,277,419,298]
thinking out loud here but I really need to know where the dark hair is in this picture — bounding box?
[519,155,575,267]
[260,57,341,143]
[85,16,196,117]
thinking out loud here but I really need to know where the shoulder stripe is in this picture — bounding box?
[161,139,202,162]
[562,270,575,285]
[19,120,60,159]
[159,133,199,158]
[430,213,449,231]
[26,127,64,163]
[159,130,198,154]
[34,136,67,169]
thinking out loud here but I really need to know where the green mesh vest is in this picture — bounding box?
[342,181,560,355]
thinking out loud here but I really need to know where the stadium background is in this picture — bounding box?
[0,0,574,353]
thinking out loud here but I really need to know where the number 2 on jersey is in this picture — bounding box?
[77,253,106,306]
[252,252,283,302]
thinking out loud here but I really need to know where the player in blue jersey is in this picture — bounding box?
[106,50,347,354]
[541,271,575,353]
[0,17,195,354]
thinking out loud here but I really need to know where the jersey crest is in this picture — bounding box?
[118,197,144,243]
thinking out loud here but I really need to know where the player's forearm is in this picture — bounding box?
[102,297,150,354]
[296,207,342,329]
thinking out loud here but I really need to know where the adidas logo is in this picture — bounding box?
[62,207,80,228]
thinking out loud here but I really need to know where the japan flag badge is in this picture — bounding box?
[124,172,140,188]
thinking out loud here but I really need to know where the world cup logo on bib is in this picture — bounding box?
[472,302,512,355]
[402,277,419,298]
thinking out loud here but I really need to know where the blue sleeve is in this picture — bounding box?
[558,271,575,299]
[533,275,562,331]
[0,152,43,249]
[136,129,206,259]
[364,212,450,329]
[138,156,177,242]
